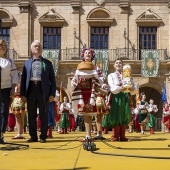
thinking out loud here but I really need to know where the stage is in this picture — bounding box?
[0,131,170,170]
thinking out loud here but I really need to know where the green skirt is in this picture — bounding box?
[109,92,131,126]
[102,114,111,128]
[59,112,70,128]
[148,114,156,128]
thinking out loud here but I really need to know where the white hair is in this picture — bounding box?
[31,40,41,49]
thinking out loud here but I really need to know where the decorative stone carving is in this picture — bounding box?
[71,0,81,14]
[95,0,105,6]
[119,0,130,14]
[136,8,163,26]
[39,8,65,27]
[18,0,32,13]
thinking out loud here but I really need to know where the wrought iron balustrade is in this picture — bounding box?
[59,48,168,61]
[7,49,20,59]
[8,48,168,61]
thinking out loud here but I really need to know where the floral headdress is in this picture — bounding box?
[81,48,95,61]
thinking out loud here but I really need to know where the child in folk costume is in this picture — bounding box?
[133,103,140,132]
[102,92,111,134]
[55,101,61,133]
[138,93,149,135]
[162,102,170,133]
[71,48,107,142]
[128,107,135,133]
[11,83,27,139]
[59,96,70,134]
[147,99,158,134]
[107,59,136,142]
[69,103,76,132]
[8,108,16,132]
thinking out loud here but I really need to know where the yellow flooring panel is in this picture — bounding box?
[0,131,170,170]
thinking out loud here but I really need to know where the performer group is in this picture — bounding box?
[0,39,169,144]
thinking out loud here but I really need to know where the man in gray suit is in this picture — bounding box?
[21,40,56,143]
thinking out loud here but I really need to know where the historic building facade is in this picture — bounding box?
[1,0,170,129]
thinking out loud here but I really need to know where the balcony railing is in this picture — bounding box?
[9,48,168,61]
[7,49,20,59]
[60,48,168,61]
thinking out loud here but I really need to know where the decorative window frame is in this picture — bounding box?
[136,8,163,27]
[86,7,114,27]
[38,8,66,27]
[0,8,14,27]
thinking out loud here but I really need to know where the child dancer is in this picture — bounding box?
[59,96,70,134]
[138,93,149,135]
[147,99,158,134]
[107,59,136,141]
[11,83,26,139]
[162,102,170,133]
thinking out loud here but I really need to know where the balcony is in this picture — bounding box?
[60,48,168,61]
[8,48,168,61]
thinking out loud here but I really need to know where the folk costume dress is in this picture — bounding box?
[107,70,136,141]
[59,102,71,134]
[71,61,104,116]
[162,107,170,126]
[147,104,158,134]
[139,101,149,124]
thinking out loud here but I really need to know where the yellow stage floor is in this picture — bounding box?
[0,131,170,170]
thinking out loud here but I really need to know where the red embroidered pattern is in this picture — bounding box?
[116,71,123,86]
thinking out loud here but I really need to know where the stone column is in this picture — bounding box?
[119,0,130,58]
[18,0,32,58]
[71,0,81,58]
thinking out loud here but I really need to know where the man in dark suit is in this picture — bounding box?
[20,40,56,143]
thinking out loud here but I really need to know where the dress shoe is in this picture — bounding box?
[40,139,46,143]
[26,138,38,142]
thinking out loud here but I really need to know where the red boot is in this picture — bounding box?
[111,128,115,137]
[150,127,155,134]
[111,126,120,141]
[120,125,130,142]
[47,126,53,138]
[104,128,108,134]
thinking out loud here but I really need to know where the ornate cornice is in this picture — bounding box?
[18,0,32,13]
[71,0,81,14]
[119,0,130,14]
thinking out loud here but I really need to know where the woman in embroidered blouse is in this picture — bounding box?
[0,39,19,143]
[71,48,105,142]
[107,59,136,141]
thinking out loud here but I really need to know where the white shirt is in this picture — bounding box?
[0,57,19,89]
[108,71,136,95]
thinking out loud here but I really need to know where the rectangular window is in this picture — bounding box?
[90,27,109,49]
[0,28,10,48]
[43,27,61,49]
[139,27,157,50]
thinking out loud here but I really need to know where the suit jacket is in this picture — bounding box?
[20,57,56,98]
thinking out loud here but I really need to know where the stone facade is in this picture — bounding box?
[1,0,170,129]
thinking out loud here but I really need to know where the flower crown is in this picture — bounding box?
[81,48,95,61]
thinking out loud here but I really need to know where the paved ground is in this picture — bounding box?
[0,131,170,170]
